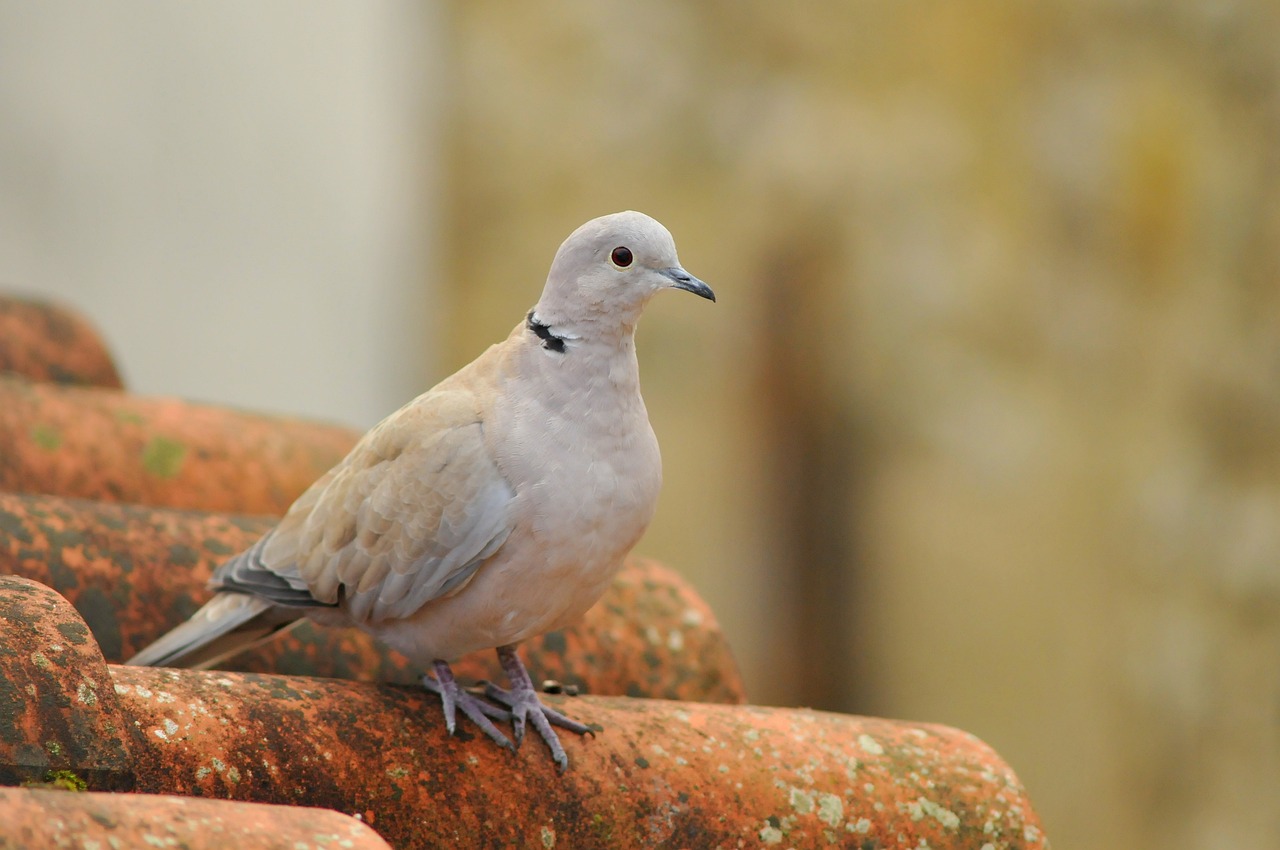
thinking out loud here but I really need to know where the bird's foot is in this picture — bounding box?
[422,660,514,751]
[485,644,594,771]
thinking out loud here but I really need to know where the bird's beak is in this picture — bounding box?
[661,267,716,302]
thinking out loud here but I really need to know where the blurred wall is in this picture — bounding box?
[442,3,1280,850]
[0,2,440,428]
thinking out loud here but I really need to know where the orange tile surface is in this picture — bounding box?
[0,787,390,849]
[0,376,358,514]
[0,295,123,389]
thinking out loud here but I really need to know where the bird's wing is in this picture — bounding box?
[214,386,517,624]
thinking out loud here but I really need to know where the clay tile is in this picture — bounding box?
[0,786,391,849]
[109,664,1050,849]
[0,575,133,790]
[0,375,358,514]
[0,295,124,389]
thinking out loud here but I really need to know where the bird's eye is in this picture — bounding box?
[610,246,633,268]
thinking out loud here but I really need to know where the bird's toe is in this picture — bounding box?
[424,668,513,749]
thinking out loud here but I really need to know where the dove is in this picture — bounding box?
[126,210,715,769]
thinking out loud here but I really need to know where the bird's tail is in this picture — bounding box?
[125,592,300,670]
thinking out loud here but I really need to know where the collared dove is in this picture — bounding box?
[126,210,714,769]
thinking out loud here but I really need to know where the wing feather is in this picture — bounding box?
[211,388,516,624]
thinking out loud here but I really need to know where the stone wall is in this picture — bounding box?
[442,3,1280,848]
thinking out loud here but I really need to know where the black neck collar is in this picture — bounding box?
[526,311,567,353]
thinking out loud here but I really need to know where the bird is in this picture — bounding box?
[126,210,715,770]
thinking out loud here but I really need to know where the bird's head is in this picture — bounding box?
[531,211,714,344]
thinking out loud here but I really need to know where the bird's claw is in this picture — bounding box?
[422,668,514,751]
[483,679,593,771]
[425,649,595,771]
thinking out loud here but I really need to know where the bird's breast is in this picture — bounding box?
[494,372,661,570]
[524,416,660,554]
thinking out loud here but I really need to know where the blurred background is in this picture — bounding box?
[2,3,1279,848]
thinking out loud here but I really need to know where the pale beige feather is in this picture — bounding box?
[253,358,519,624]
[127,210,712,678]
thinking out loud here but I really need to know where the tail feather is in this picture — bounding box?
[125,592,299,670]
